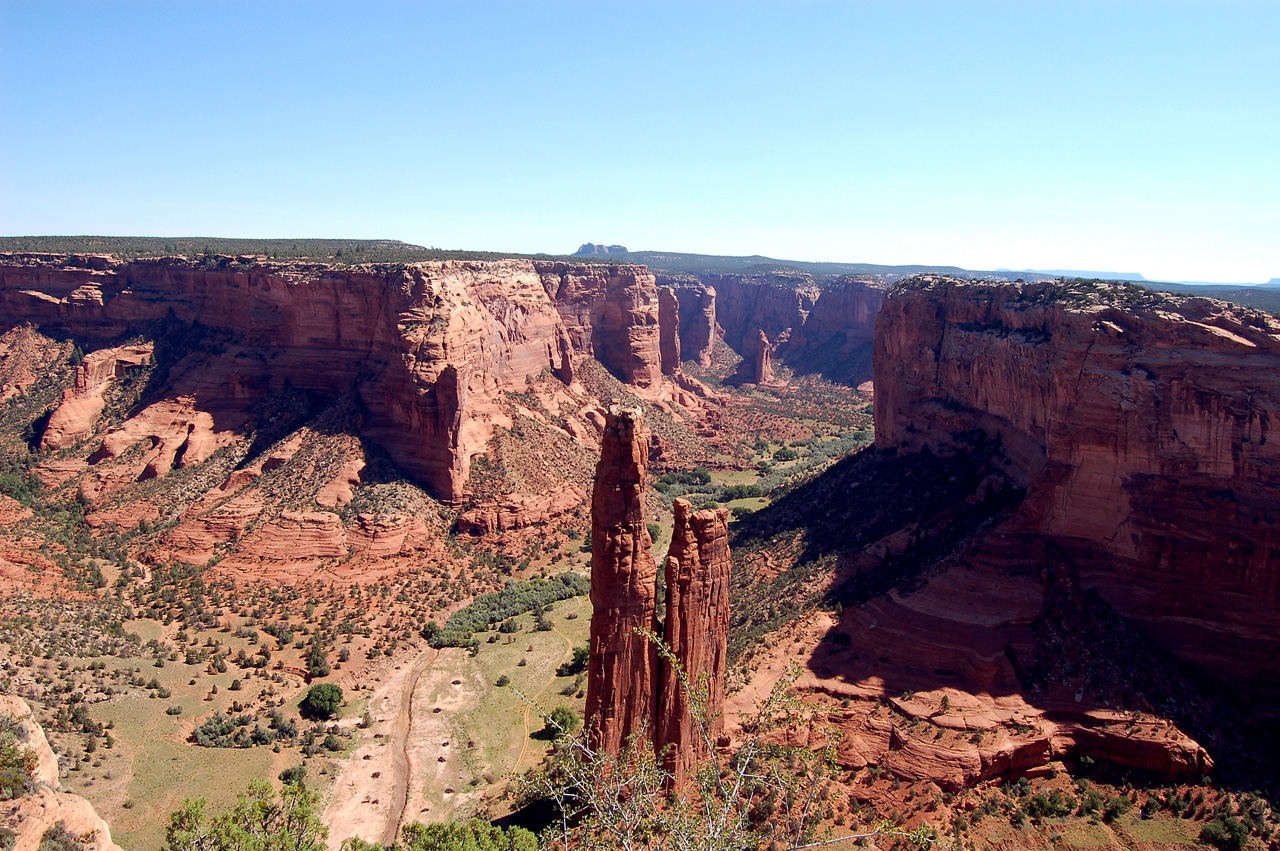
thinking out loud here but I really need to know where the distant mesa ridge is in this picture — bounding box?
[574,243,628,256]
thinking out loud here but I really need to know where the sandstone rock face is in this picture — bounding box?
[0,254,668,502]
[661,272,884,384]
[40,343,152,450]
[657,286,681,375]
[585,406,660,754]
[456,484,586,535]
[674,282,716,368]
[0,694,122,851]
[657,498,731,785]
[875,278,1280,693]
[536,261,663,389]
[753,330,774,384]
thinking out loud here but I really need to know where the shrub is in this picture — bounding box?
[39,822,88,851]
[535,705,580,740]
[301,684,343,720]
[398,820,535,851]
[495,676,510,687]
[430,574,589,648]
[279,765,307,787]
[0,716,36,800]
[1200,816,1250,850]
[556,646,589,677]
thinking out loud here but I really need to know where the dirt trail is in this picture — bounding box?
[323,643,438,851]
[513,623,573,774]
[383,647,437,846]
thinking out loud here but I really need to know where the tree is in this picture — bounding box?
[300,684,342,720]
[164,780,327,851]
[394,820,536,851]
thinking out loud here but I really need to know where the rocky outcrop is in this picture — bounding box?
[536,261,664,389]
[456,485,586,535]
[657,287,681,375]
[874,277,1280,694]
[585,407,660,754]
[585,421,732,781]
[40,343,152,450]
[0,695,122,851]
[752,330,774,384]
[657,498,731,785]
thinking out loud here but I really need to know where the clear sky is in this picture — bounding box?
[1,1,1276,283]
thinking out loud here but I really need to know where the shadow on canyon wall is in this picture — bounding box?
[730,439,1280,796]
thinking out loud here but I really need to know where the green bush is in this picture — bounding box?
[556,646,589,677]
[279,765,307,787]
[301,683,343,720]
[398,819,535,851]
[430,574,589,648]
[0,716,36,800]
[1200,816,1250,850]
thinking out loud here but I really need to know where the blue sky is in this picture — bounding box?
[1,1,1276,282]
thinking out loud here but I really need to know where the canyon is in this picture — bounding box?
[3,248,1280,846]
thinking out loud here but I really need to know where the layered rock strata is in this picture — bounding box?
[657,498,731,785]
[874,277,1280,694]
[536,261,663,389]
[585,407,660,754]
[0,255,676,503]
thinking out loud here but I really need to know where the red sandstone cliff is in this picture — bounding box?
[657,287,681,375]
[585,406,660,754]
[536,261,664,389]
[657,498,731,785]
[874,277,1280,693]
[0,255,680,503]
[660,271,884,384]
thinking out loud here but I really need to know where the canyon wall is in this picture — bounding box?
[874,277,1280,693]
[660,272,883,384]
[535,261,664,389]
[0,255,671,503]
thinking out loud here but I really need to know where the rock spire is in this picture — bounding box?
[657,498,732,785]
[585,412,732,786]
[584,406,660,755]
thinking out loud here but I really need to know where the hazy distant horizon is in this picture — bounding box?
[2,2,1276,283]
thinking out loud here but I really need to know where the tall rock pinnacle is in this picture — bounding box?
[585,406,660,754]
[657,498,732,786]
